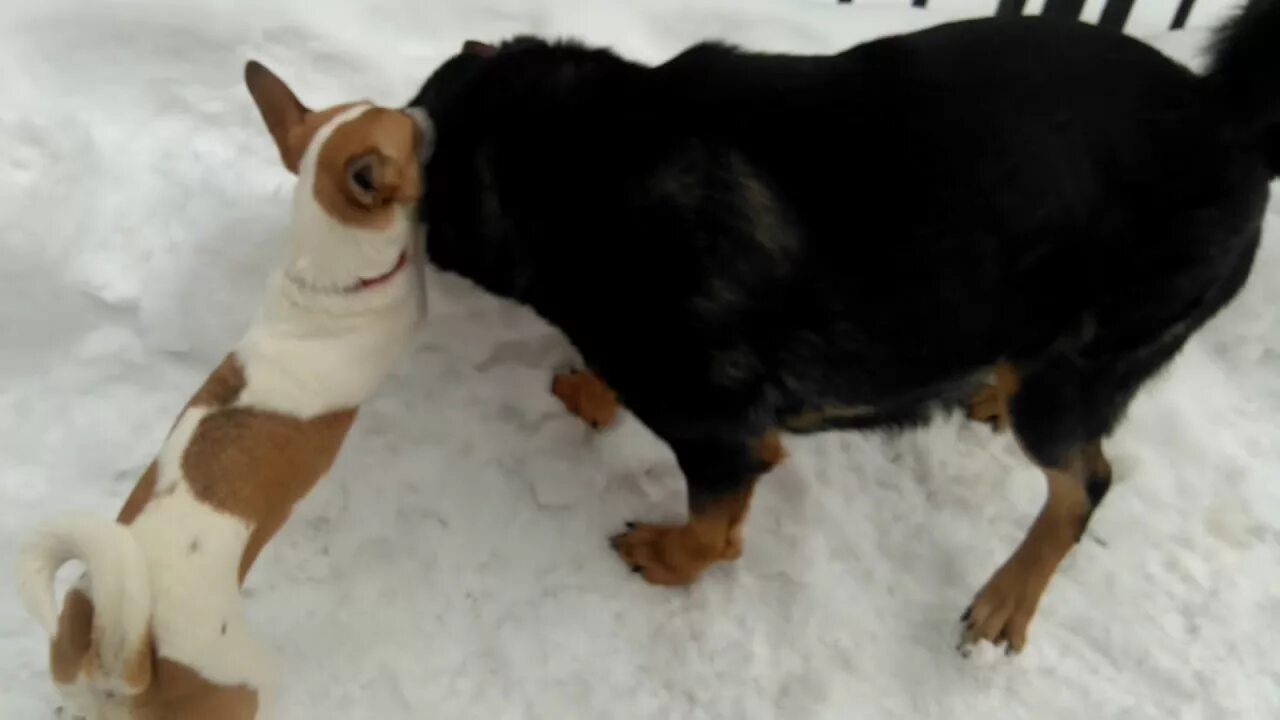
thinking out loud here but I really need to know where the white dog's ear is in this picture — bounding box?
[244,60,311,174]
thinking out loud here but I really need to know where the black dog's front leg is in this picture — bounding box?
[611,431,783,585]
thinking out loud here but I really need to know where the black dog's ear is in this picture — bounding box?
[462,40,497,57]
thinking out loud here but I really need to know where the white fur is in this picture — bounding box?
[281,105,406,295]
[154,406,209,495]
[237,105,427,418]
[127,481,275,690]
[17,516,151,689]
[17,105,427,720]
[235,259,423,417]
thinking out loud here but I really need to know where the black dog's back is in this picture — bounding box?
[414,14,1274,448]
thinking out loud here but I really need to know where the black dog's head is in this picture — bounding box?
[407,37,634,301]
[409,37,546,116]
[407,38,549,298]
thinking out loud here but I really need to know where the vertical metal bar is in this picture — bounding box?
[1171,0,1197,28]
[1041,0,1087,20]
[1097,0,1136,29]
[996,0,1029,17]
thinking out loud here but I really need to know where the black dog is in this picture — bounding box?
[410,4,1279,652]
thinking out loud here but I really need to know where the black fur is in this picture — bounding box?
[410,14,1275,510]
[1207,0,1280,173]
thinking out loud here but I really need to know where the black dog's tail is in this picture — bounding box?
[1205,0,1280,174]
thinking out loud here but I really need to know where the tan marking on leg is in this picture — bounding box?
[715,432,783,561]
[50,589,94,684]
[551,369,619,430]
[611,484,756,586]
[722,492,750,562]
[963,455,1089,653]
[967,361,1020,431]
[1083,440,1111,482]
[132,658,258,720]
[753,430,787,469]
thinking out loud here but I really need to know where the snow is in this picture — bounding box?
[1,0,1277,717]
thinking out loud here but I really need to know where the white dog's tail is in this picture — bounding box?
[17,515,152,685]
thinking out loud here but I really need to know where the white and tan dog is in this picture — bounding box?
[16,61,430,720]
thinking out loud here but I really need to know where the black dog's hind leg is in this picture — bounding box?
[962,227,1260,653]
[961,356,1114,653]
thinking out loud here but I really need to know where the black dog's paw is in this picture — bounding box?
[551,369,619,430]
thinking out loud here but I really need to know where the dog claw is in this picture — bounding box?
[625,521,635,530]
[631,565,643,573]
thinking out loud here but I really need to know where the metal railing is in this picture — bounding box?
[835,0,1199,30]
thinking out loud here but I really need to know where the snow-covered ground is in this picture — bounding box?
[1,0,1277,717]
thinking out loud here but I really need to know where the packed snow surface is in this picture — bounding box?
[0,0,1275,717]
